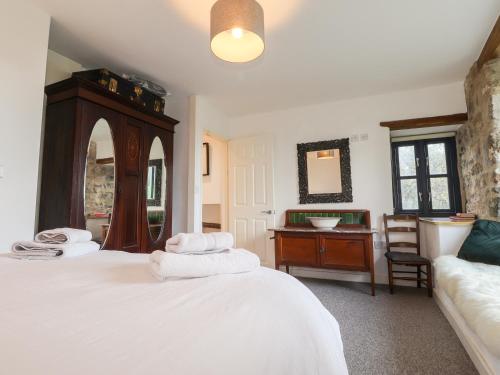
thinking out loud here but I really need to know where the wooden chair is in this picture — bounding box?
[383,214,432,297]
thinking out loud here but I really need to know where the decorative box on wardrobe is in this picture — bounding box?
[38,73,179,253]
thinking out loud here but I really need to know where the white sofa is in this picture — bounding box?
[430,225,500,375]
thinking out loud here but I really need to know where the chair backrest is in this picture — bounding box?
[383,214,420,255]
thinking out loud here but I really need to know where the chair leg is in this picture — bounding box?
[286,265,290,274]
[417,265,421,288]
[387,259,394,294]
[427,263,433,298]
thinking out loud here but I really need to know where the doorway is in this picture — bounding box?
[201,132,228,233]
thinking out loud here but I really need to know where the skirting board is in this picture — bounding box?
[434,288,500,375]
[276,266,417,287]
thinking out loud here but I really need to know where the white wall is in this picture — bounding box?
[0,0,50,250]
[218,81,466,283]
[45,49,83,85]
[165,93,190,234]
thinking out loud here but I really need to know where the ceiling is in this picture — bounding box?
[33,0,500,116]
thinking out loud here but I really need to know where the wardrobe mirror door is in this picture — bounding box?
[146,136,166,241]
[83,118,115,247]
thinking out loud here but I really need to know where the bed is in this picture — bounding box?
[434,255,500,375]
[0,250,348,375]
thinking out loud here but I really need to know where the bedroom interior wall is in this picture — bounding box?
[218,81,466,283]
[0,0,50,251]
[456,58,500,220]
[165,92,190,234]
[45,49,83,85]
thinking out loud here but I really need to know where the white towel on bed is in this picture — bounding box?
[10,241,100,260]
[35,228,93,244]
[165,232,234,254]
[149,248,260,280]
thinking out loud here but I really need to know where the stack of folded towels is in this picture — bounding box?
[10,228,100,260]
[149,232,260,280]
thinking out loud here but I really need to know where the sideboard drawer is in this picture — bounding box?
[278,233,319,267]
[320,237,369,271]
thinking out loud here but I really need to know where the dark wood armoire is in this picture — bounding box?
[38,76,179,253]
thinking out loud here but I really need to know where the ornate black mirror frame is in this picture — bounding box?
[297,138,353,204]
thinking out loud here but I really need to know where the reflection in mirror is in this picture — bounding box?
[306,148,342,194]
[146,137,166,241]
[84,119,115,247]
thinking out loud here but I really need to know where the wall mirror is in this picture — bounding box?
[297,138,352,204]
[84,118,115,246]
[146,137,167,241]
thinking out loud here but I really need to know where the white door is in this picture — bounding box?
[228,135,275,267]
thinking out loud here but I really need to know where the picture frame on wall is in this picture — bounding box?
[202,142,210,176]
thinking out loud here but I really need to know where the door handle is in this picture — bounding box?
[261,210,275,215]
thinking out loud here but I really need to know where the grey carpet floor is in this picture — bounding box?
[299,278,478,375]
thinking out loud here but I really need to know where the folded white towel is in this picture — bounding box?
[149,248,260,280]
[10,241,100,260]
[165,232,234,254]
[35,228,93,244]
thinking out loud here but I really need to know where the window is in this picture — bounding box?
[146,159,163,206]
[391,137,461,216]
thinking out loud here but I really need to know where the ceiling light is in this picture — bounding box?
[210,0,265,63]
[317,150,337,159]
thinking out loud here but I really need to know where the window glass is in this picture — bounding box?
[398,146,416,176]
[430,177,450,209]
[147,166,156,199]
[391,137,460,216]
[401,179,419,210]
[428,143,447,175]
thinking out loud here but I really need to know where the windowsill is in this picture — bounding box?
[419,217,474,226]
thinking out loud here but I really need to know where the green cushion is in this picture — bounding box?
[458,220,500,266]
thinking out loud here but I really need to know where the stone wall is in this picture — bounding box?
[456,58,500,219]
[84,141,115,216]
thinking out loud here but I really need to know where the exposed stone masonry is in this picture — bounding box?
[84,141,115,216]
[456,58,500,219]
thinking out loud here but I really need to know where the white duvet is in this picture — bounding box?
[0,251,348,375]
[434,255,500,357]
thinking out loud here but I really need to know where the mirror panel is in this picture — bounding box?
[297,138,352,204]
[84,119,115,246]
[306,149,342,194]
[146,137,167,240]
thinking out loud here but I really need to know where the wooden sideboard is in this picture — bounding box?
[271,209,376,296]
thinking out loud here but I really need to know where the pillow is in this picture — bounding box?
[458,220,500,266]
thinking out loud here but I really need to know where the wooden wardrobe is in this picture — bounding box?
[38,76,179,253]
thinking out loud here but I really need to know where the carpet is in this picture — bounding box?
[300,278,478,375]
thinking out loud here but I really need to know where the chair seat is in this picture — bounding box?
[385,251,430,264]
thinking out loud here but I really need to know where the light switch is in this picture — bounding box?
[350,135,359,143]
[360,133,369,141]
[0,165,4,179]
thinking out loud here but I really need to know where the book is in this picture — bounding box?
[456,212,476,218]
[449,216,475,222]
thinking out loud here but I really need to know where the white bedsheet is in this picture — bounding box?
[434,255,500,357]
[0,251,348,375]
